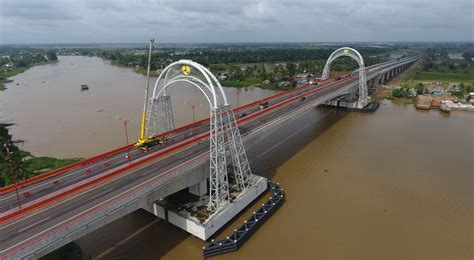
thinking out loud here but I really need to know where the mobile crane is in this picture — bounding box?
[134,39,164,150]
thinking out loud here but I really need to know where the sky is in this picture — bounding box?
[0,0,473,44]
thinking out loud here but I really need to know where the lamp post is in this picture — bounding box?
[235,88,241,108]
[184,101,203,123]
[116,116,132,165]
[3,144,22,209]
[184,101,203,136]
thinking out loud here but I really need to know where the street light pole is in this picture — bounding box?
[184,101,202,123]
[184,101,203,136]
[116,116,132,165]
[3,144,22,209]
[236,88,240,108]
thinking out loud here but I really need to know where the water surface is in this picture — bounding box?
[0,56,275,158]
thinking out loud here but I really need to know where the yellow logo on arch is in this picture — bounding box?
[182,65,191,76]
[343,49,349,54]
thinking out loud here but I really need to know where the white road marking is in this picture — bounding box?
[17,217,50,233]
[0,152,127,202]
[0,151,206,255]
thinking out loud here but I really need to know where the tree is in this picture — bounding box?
[415,83,424,94]
[392,88,407,98]
[286,63,296,77]
[46,50,58,61]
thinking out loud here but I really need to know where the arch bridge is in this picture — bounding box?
[146,60,252,212]
[322,47,370,108]
[0,47,419,259]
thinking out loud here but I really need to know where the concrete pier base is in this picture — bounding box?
[325,97,371,109]
[153,175,268,240]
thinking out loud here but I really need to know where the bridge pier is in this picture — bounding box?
[189,179,208,197]
[150,175,267,240]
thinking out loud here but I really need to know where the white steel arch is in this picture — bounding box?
[145,60,252,213]
[151,60,228,108]
[321,47,368,104]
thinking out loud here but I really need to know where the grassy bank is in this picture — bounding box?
[0,123,82,187]
[409,71,474,83]
[0,60,58,91]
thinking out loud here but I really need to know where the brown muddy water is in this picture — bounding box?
[0,56,276,158]
[79,102,472,259]
[1,57,473,259]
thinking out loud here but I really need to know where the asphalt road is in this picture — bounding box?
[0,57,417,256]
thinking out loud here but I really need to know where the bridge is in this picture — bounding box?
[0,47,419,259]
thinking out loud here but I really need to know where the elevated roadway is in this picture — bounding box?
[0,56,418,258]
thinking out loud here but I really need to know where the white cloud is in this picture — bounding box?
[243,1,272,19]
[0,0,472,43]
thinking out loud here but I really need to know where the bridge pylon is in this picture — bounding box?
[322,47,370,108]
[145,60,254,213]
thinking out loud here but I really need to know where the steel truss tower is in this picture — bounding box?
[222,105,251,191]
[145,95,175,137]
[322,47,368,105]
[145,60,254,213]
[207,106,230,212]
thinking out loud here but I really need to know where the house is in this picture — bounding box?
[408,88,417,97]
[2,62,14,68]
[262,79,271,85]
[278,81,290,88]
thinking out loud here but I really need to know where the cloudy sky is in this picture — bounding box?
[0,0,472,44]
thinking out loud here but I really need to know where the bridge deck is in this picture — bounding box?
[0,57,418,258]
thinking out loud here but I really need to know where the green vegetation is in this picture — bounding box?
[410,71,474,83]
[404,46,474,83]
[224,79,261,88]
[97,45,384,90]
[388,44,474,102]
[0,124,81,187]
[0,46,59,91]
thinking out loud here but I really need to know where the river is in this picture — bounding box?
[1,56,472,259]
[0,56,275,158]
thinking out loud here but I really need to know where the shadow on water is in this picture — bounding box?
[75,210,190,260]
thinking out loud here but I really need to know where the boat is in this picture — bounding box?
[81,84,89,91]
[4,79,13,83]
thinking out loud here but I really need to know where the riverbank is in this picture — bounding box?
[375,57,474,111]
[0,60,80,186]
[0,123,82,187]
[1,60,59,91]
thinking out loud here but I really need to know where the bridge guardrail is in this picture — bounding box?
[0,78,317,197]
[0,144,134,196]
[2,144,211,259]
[1,57,418,258]
[0,57,417,223]
[0,66,356,224]
[0,131,209,224]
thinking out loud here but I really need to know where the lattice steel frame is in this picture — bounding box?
[145,60,253,212]
[208,106,229,212]
[223,105,251,191]
[145,95,174,137]
[321,47,368,104]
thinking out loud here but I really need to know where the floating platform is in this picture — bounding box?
[203,182,284,258]
[153,175,268,241]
